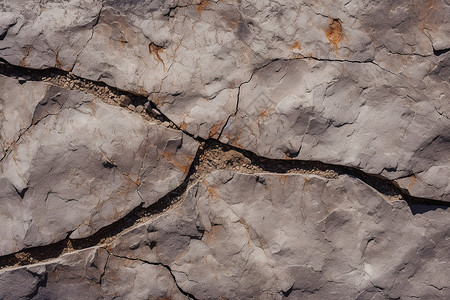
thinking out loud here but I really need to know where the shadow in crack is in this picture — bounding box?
[409,203,449,215]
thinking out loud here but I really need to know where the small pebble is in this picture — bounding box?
[119,95,131,106]
[151,108,161,117]
[136,105,144,113]
[128,104,136,111]
[163,121,170,127]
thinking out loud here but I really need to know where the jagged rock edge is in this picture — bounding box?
[0,61,448,270]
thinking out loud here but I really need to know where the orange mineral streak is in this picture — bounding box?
[209,122,224,138]
[196,0,210,14]
[259,108,269,120]
[203,180,219,199]
[148,43,166,70]
[290,41,302,52]
[20,45,32,67]
[55,51,62,69]
[409,175,416,190]
[161,152,191,175]
[325,18,343,51]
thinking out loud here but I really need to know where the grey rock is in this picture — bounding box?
[1,0,448,197]
[0,0,102,70]
[3,1,446,141]
[0,1,449,298]
[0,171,448,299]
[0,246,187,300]
[219,56,450,202]
[110,171,450,299]
[0,76,198,255]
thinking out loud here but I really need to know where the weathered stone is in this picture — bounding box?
[1,1,449,198]
[0,0,449,298]
[0,76,198,255]
[0,247,188,299]
[220,56,450,202]
[110,171,450,299]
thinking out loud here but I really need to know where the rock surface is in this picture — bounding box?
[0,171,449,299]
[1,0,449,200]
[0,75,198,255]
[0,0,449,299]
[0,247,188,299]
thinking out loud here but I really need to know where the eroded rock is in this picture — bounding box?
[0,76,198,255]
[1,171,448,299]
[110,171,450,299]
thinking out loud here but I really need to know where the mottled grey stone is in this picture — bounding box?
[0,77,198,255]
[0,171,448,299]
[1,1,448,199]
[0,1,449,298]
[0,247,187,300]
[110,171,450,299]
[220,56,450,202]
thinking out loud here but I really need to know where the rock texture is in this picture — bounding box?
[1,171,449,299]
[0,247,188,299]
[0,75,198,255]
[0,0,449,299]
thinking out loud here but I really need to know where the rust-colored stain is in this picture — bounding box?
[149,43,166,70]
[229,137,243,148]
[302,177,310,193]
[279,175,287,185]
[180,121,187,130]
[55,51,62,69]
[325,18,343,51]
[208,185,219,199]
[290,41,302,52]
[150,94,165,107]
[120,38,128,46]
[20,45,32,67]
[196,0,210,14]
[239,219,252,247]
[161,152,190,174]
[259,108,269,120]
[409,175,416,190]
[203,180,219,199]
[209,122,224,138]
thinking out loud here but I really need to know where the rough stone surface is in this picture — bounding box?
[1,0,449,200]
[0,171,448,299]
[0,0,449,299]
[0,75,198,255]
[220,56,450,201]
[0,247,188,299]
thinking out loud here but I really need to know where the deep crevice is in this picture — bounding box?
[14,187,28,199]
[433,47,450,56]
[0,60,448,270]
[0,141,205,271]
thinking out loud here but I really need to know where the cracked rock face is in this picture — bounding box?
[0,75,198,255]
[220,57,450,201]
[1,171,449,299]
[1,0,449,201]
[0,0,449,299]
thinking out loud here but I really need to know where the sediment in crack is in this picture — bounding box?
[0,61,448,271]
